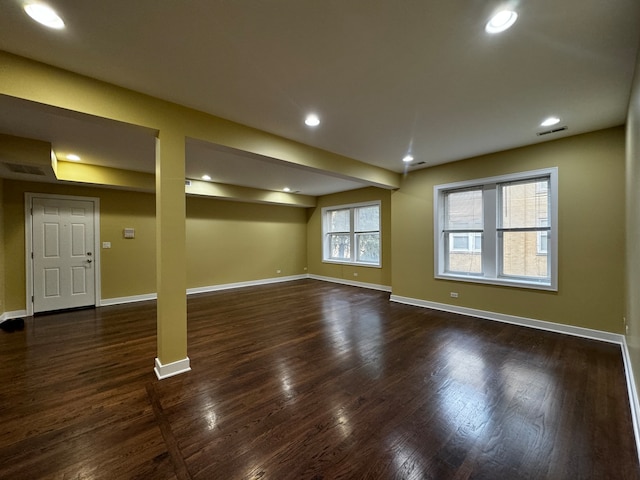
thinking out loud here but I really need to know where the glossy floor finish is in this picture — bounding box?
[0,280,638,479]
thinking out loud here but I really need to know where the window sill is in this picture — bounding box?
[435,273,556,292]
[323,260,382,269]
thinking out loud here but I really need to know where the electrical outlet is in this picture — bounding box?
[276,269,282,274]
[353,272,358,277]
[450,292,459,298]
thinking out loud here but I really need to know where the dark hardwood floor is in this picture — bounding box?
[0,279,638,479]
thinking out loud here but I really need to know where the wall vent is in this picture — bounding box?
[185,180,192,186]
[2,162,46,176]
[537,126,568,136]
[409,161,427,167]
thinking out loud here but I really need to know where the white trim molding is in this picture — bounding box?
[390,295,623,344]
[0,310,28,323]
[308,274,391,292]
[187,274,307,296]
[100,293,158,306]
[99,275,308,306]
[154,356,191,380]
[621,337,640,462]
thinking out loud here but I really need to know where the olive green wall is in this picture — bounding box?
[392,127,626,333]
[186,196,307,287]
[2,179,309,312]
[626,51,640,391]
[307,187,392,288]
[3,180,157,310]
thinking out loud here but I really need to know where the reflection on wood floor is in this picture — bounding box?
[0,279,637,479]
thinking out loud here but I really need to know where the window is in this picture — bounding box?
[434,168,558,290]
[323,201,381,266]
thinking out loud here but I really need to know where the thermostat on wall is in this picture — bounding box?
[123,228,135,239]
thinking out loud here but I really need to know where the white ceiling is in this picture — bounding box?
[0,0,639,195]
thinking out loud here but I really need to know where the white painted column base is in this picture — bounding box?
[154,356,191,380]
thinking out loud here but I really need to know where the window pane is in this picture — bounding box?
[472,233,482,252]
[328,209,350,232]
[356,233,380,263]
[355,205,379,232]
[502,231,548,279]
[452,234,469,251]
[537,231,548,254]
[500,179,549,229]
[329,234,350,260]
[447,234,482,274]
[446,189,483,230]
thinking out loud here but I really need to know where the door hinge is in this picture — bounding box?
[31,296,34,303]
[31,252,34,259]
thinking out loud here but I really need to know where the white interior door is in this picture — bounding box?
[32,197,96,313]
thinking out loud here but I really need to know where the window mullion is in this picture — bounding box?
[350,208,356,263]
[483,184,497,278]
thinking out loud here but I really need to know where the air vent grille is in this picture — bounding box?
[185,180,192,186]
[409,161,427,167]
[2,162,46,175]
[537,126,568,136]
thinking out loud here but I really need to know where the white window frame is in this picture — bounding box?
[434,168,558,291]
[322,201,381,267]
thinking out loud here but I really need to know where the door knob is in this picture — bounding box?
[87,259,92,263]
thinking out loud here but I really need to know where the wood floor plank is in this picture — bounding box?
[0,279,637,479]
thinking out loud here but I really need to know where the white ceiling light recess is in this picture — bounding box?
[24,2,65,29]
[304,114,320,127]
[540,116,561,127]
[485,10,518,34]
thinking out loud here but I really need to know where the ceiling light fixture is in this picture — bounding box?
[485,10,518,34]
[304,114,320,127]
[24,2,65,29]
[201,174,211,181]
[402,154,414,163]
[283,187,291,192]
[66,153,81,161]
[540,116,561,127]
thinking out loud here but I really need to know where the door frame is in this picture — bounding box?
[25,192,102,316]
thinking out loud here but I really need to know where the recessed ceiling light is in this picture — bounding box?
[304,114,320,127]
[201,174,211,181]
[24,3,65,29]
[283,187,291,192]
[485,10,518,34]
[540,116,561,127]
[66,153,80,161]
[402,154,414,163]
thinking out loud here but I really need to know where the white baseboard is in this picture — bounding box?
[308,274,392,293]
[99,293,157,306]
[154,356,191,380]
[389,294,624,344]
[100,275,308,306]
[621,337,640,462]
[187,274,307,295]
[0,310,28,323]
[100,274,393,307]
